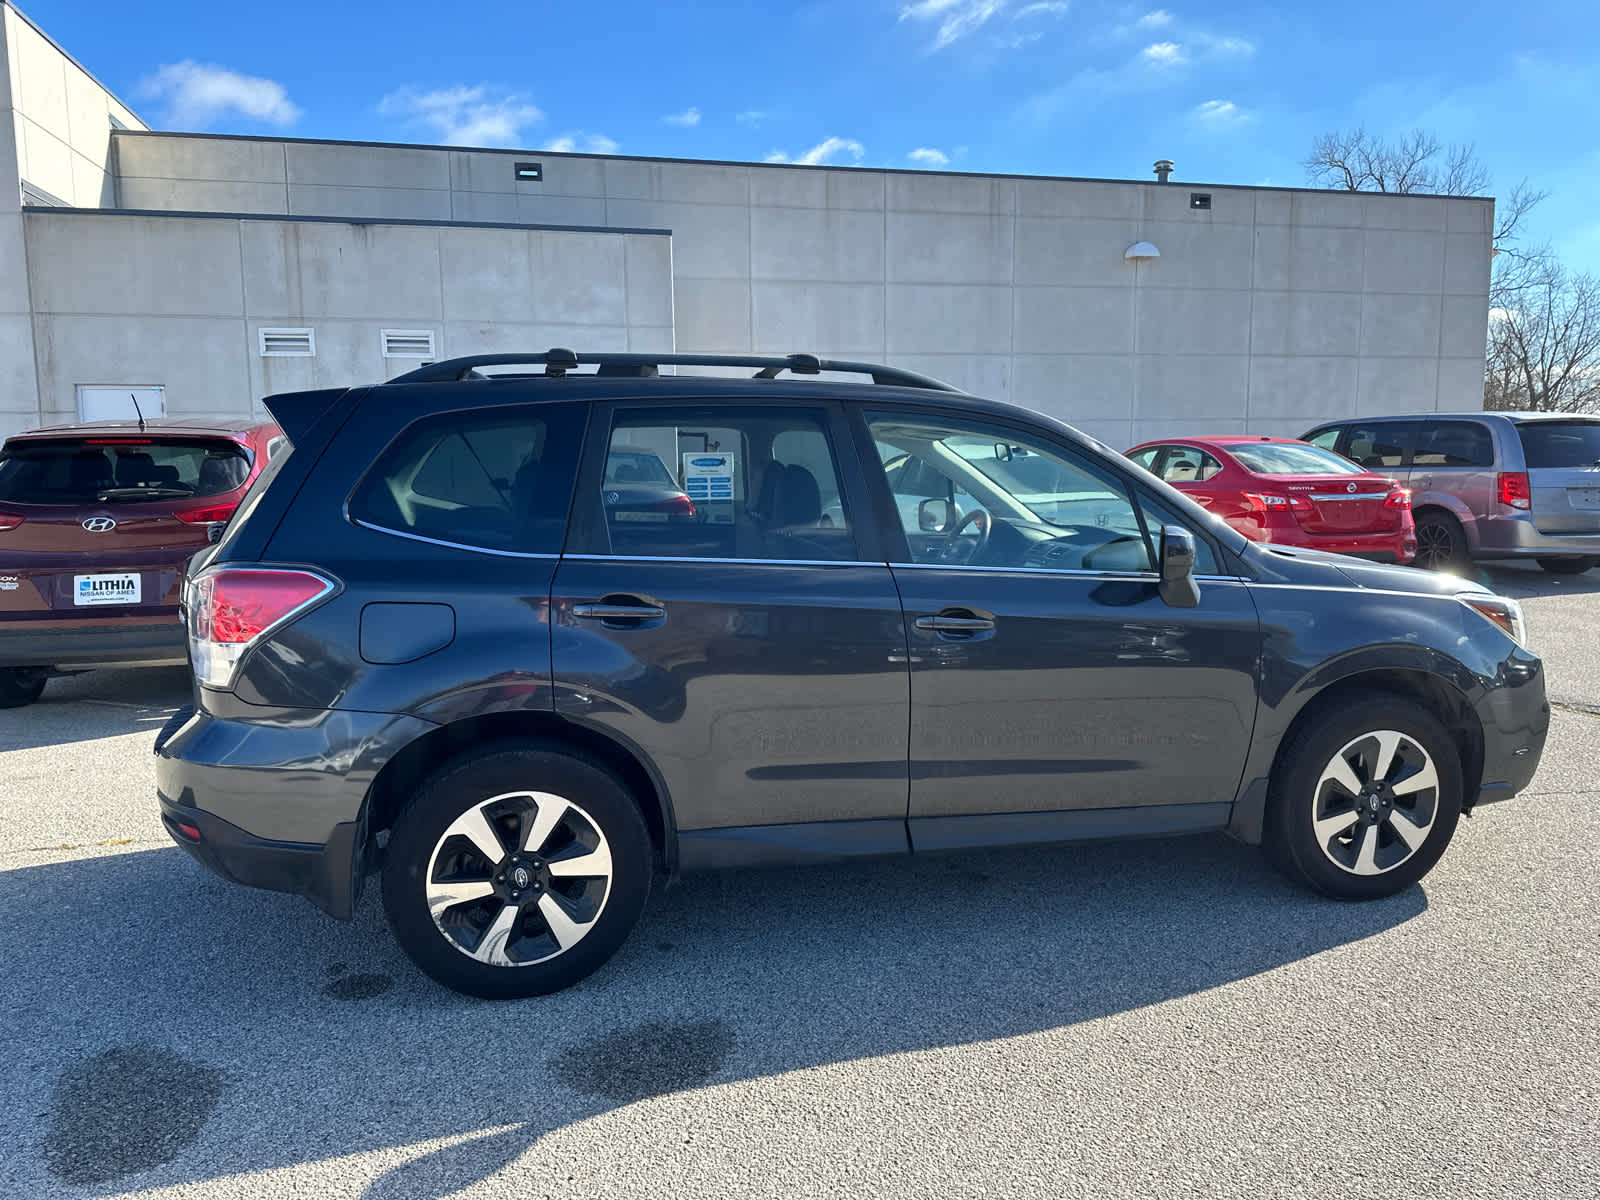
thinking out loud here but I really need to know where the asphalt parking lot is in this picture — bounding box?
[0,561,1596,1199]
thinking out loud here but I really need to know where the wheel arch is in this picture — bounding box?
[361,712,676,878]
[1229,665,1485,844]
[1411,496,1479,554]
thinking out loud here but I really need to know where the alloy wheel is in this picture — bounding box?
[425,791,614,966]
[1311,730,1439,876]
[1413,522,1455,571]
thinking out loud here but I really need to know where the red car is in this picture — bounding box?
[0,418,283,707]
[1126,436,1416,564]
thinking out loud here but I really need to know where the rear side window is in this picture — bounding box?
[349,405,585,554]
[0,438,250,505]
[1412,421,1494,468]
[1157,446,1223,483]
[1516,421,1600,469]
[1342,423,1412,469]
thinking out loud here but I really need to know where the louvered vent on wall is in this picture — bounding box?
[259,328,316,356]
[382,329,437,359]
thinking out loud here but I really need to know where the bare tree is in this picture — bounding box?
[1485,257,1600,413]
[1303,127,1542,251]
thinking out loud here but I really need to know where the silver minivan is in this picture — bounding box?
[1301,413,1600,574]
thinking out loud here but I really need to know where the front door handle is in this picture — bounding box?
[573,602,666,620]
[914,614,995,633]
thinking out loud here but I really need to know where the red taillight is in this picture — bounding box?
[188,568,334,689]
[656,495,696,518]
[0,511,22,531]
[1242,492,1313,516]
[1497,472,1531,511]
[176,502,239,525]
[1385,487,1412,510]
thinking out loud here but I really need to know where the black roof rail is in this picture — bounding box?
[385,350,959,391]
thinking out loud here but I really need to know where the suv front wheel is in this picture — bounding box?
[1266,694,1463,900]
[382,743,653,999]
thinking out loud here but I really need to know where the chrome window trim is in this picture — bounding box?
[562,552,1252,582]
[351,518,560,559]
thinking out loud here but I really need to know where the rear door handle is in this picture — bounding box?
[573,602,666,620]
[914,615,995,633]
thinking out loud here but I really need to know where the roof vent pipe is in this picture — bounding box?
[1153,159,1174,184]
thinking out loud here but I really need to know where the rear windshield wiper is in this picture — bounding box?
[94,487,194,501]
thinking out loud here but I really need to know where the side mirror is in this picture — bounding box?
[1158,525,1200,608]
[918,498,954,533]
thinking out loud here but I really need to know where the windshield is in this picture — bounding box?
[605,450,676,486]
[1229,443,1365,476]
[0,437,251,505]
[1517,421,1600,469]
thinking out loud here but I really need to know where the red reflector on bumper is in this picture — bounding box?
[176,822,202,841]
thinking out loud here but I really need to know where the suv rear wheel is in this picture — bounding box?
[381,743,653,999]
[0,667,48,709]
[1412,510,1469,573]
[1265,693,1463,900]
[1537,556,1597,575]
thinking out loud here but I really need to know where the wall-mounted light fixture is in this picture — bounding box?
[1125,242,1161,260]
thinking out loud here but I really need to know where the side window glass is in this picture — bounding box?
[1126,446,1161,471]
[1343,423,1412,469]
[1412,421,1493,468]
[1159,447,1221,484]
[866,412,1153,573]
[349,405,583,553]
[588,407,856,562]
[1306,427,1342,452]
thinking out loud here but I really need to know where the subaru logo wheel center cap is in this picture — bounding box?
[512,866,531,890]
[82,516,116,532]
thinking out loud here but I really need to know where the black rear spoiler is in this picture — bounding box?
[261,388,352,445]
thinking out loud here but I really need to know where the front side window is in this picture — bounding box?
[1412,421,1494,468]
[866,413,1154,573]
[348,404,583,554]
[1343,423,1412,469]
[580,406,856,562]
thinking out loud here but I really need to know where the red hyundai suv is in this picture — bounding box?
[0,418,282,706]
[1126,436,1416,564]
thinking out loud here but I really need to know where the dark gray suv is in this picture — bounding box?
[1303,413,1600,574]
[156,352,1549,998]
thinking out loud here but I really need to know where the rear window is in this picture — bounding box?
[348,405,585,554]
[1412,421,1494,468]
[1229,443,1364,476]
[1516,421,1600,469]
[0,437,251,505]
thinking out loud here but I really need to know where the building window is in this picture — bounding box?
[259,328,316,357]
[382,329,437,359]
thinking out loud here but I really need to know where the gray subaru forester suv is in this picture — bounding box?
[1302,413,1600,574]
[156,352,1549,999]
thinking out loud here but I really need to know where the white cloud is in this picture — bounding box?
[1192,99,1251,125]
[908,147,951,166]
[1135,9,1173,28]
[137,61,300,129]
[543,132,619,154]
[1017,1,1070,15]
[765,137,866,166]
[378,85,542,147]
[664,107,701,127]
[900,0,1007,50]
[1196,33,1255,57]
[1141,41,1187,65]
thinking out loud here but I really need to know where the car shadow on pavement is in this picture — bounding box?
[0,832,1426,1197]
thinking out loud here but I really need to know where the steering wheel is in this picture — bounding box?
[940,507,991,564]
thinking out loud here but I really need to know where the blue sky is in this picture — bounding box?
[21,0,1600,270]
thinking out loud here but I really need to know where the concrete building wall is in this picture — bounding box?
[108,133,1493,450]
[18,210,672,432]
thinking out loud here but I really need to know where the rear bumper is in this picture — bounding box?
[1473,515,1600,558]
[1258,528,1416,563]
[154,700,436,918]
[0,616,185,668]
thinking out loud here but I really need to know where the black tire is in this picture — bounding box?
[1537,556,1598,575]
[0,667,48,709]
[382,742,653,999]
[1264,692,1463,900]
[1412,510,1469,573]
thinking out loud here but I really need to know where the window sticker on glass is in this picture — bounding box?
[683,453,735,502]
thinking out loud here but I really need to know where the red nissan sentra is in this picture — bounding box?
[1126,435,1416,564]
[0,418,283,707]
